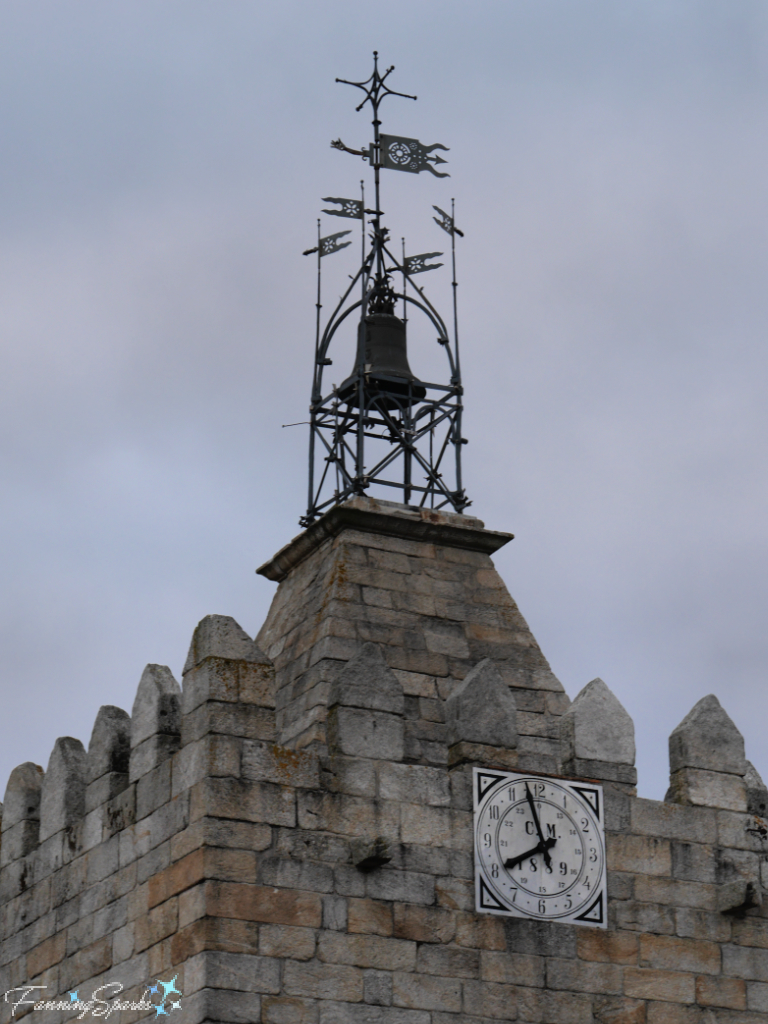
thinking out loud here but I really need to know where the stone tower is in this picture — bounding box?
[1,494,768,1023]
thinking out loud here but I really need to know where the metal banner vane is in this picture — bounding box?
[299,52,468,527]
[379,135,449,177]
[433,204,464,237]
[319,230,352,256]
[322,197,364,220]
[404,252,444,274]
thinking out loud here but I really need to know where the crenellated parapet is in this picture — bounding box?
[559,677,636,791]
[85,706,130,814]
[1,502,767,1023]
[130,663,182,785]
[666,694,748,812]
[0,762,43,866]
[445,657,519,770]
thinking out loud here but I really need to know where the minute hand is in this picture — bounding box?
[525,783,553,869]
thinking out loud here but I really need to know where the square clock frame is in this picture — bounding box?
[473,768,607,928]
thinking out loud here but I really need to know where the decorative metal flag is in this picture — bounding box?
[378,134,449,177]
[404,252,444,274]
[320,230,352,256]
[322,197,364,220]
[433,205,464,237]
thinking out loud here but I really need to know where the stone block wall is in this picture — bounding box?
[0,498,767,1024]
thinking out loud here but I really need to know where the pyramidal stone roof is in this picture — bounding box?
[256,496,567,761]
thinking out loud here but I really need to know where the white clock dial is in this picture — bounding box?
[473,769,607,928]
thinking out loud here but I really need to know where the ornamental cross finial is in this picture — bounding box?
[335,50,417,113]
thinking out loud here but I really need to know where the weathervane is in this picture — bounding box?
[299,52,468,527]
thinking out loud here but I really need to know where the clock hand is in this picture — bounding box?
[503,836,556,871]
[524,783,553,869]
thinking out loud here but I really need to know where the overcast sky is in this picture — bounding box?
[2,1,768,801]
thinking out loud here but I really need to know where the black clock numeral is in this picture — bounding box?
[539,886,546,893]
[535,783,545,796]
[509,787,515,801]
[584,878,591,891]
[491,863,499,878]
[530,857,538,872]
[559,862,567,875]
[589,848,597,862]
[489,805,500,820]
[538,899,546,913]
[483,833,491,847]
[565,897,572,909]
[510,889,517,903]
[581,817,590,831]
[544,860,553,874]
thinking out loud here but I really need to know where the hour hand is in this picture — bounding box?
[504,836,556,871]
[504,843,543,871]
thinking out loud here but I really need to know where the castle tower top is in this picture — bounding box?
[255,496,569,761]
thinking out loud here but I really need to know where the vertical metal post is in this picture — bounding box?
[333,395,340,499]
[307,218,322,520]
[360,179,366,309]
[401,237,411,506]
[450,198,464,503]
[404,392,413,505]
[371,53,384,288]
[401,237,407,324]
[451,199,461,379]
[314,218,323,378]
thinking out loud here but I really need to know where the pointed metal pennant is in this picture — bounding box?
[432,205,464,237]
[404,251,443,274]
[322,197,364,220]
[379,134,449,177]
[320,230,352,256]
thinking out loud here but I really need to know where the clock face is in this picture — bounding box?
[473,769,607,928]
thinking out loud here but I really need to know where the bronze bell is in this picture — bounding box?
[338,313,426,406]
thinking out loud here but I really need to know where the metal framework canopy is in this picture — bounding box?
[301,53,468,528]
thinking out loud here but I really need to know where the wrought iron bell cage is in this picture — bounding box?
[301,53,468,527]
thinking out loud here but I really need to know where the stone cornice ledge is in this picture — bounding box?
[257,497,514,583]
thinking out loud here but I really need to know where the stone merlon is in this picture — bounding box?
[444,657,517,749]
